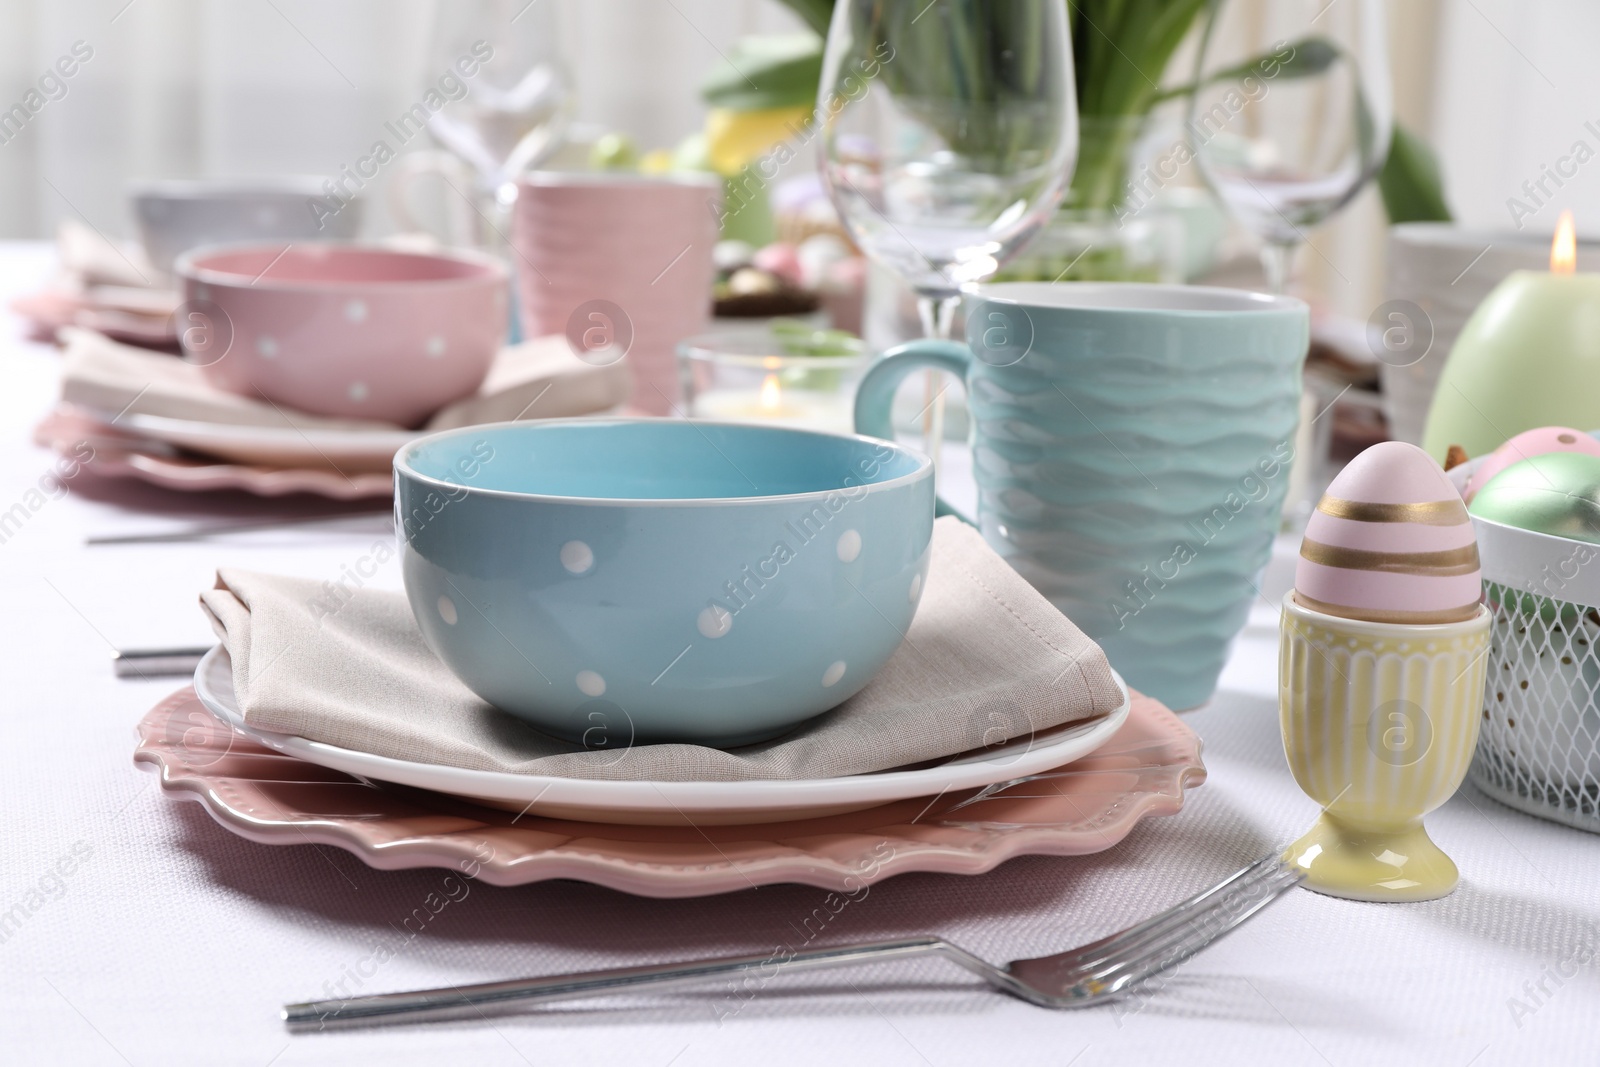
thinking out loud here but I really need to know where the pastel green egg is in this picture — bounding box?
[1468,451,1600,545]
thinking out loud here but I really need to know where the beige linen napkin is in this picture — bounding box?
[198,517,1124,782]
[59,327,631,432]
[58,219,161,289]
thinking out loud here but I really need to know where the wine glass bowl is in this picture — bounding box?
[818,0,1079,308]
[425,0,570,191]
[1187,0,1392,291]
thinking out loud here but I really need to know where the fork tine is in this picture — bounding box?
[1056,856,1295,974]
[1015,853,1284,975]
[1067,860,1303,998]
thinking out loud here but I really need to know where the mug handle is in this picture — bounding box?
[387,151,479,248]
[853,339,975,524]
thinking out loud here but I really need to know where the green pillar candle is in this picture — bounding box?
[1422,269,1600,460]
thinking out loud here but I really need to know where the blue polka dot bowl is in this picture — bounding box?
[394,418,936,747]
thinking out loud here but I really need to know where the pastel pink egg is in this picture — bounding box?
[827,256,866,289]
[752,242,804,287]
[1463,426,1600,502]
[1295,441,1481,624]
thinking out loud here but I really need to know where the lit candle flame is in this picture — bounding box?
[1552,210,1577,275]
[759,372,782,410]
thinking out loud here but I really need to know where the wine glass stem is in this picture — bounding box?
[917,294,959,340]
[1260,240,1297,295]
[476,181,516,258]
[915,294,960,466]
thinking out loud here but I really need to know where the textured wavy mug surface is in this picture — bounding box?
[857,283,1309,709]
[512,173,720,415]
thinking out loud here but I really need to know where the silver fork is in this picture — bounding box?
[283,852,1303,1031]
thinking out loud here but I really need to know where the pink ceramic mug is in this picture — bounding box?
[512,173,720,415]
[176,243,507,427]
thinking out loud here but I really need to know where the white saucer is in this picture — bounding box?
[192,646,1131,825]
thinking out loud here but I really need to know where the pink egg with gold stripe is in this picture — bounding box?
[1294,441,1481,624]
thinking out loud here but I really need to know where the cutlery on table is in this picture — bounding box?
[283,852,1303,1030]
[112,646,212,678]
[87,512,392,546]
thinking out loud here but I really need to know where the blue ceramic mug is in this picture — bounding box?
[396,419,934,746]
[855,283,1308,709]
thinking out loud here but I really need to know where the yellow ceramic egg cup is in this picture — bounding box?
[1279,595,1490,902]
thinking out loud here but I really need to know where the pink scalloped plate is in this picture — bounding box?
[34,406,391,499]
[135,687,1205,898]
[11,289,180,348]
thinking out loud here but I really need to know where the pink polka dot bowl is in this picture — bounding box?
[175,242,508,427]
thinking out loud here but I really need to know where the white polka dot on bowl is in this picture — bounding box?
[697,605,732,639]
[559,540,594,574]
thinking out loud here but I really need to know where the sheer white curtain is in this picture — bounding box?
[1301,0,1600,320]
[0,0,808,241]
[1291,0,1443,321]
[5,0,1581,323]
[1432,0,1600,236]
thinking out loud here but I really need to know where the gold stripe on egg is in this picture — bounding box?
[1316,496,1468,526]
[1293,592,1483,626]
[1298,538,1480,577]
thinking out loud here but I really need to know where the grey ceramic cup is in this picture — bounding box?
[130,177,362,273]
[856,282,1309,710]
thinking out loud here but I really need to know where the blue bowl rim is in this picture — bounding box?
[393,416,934,508]
[961,281,1307,317]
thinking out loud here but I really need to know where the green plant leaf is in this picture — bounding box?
[1153,34,1339,102]
[701,34,825,111]
[759,0,1451,225]
[1379,123,1453,224]
[1065,0,1213,206]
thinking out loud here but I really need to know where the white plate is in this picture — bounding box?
[79,407,413,472]
[193,646,1131,825]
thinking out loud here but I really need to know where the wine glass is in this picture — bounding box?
[817,0,1078,452]
[1187,0,1392,293]
[422,0,571,248]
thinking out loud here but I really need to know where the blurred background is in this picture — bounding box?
[2,0,1599,324]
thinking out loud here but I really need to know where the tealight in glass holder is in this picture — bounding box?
[678,324,868,434]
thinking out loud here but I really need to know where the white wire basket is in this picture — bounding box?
[1471,514,1600,833]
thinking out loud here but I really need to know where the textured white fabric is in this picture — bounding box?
[1,243,1596,1065]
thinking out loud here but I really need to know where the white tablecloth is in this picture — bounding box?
[1,242,1594,1066]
